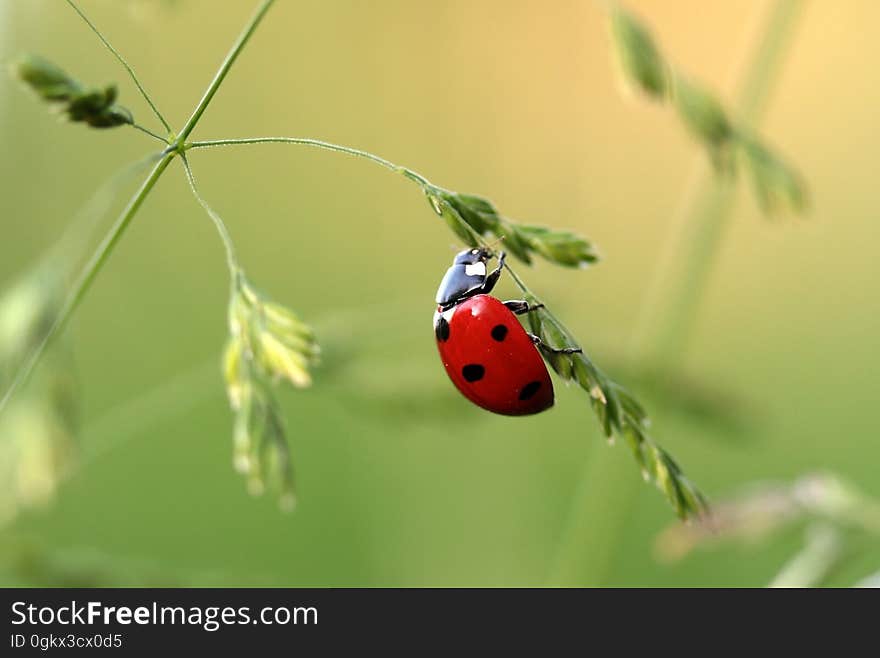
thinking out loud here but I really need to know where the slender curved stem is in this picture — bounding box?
[187,136,537,297]
[180,154,240,277]
[46,153,165,265]
[176,0,276,144]
[65,0,171,134]
[769,524,843,588]
[130,123,169,144]
[0,153,175,415]
[187,137,432,187]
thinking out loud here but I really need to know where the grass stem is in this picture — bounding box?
[0,152,175,415]
[547,0,805,586]
[130,123,169,144]
[768,524,843,588]
[187,137,432,187]
[176,0,276,145]
[65,0,172,134]
[180,154,240,277]
[633,0,805,367]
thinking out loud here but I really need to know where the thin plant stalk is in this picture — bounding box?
[129,123,169,143]
[64,0,172,134]
[180,154,240,277]
[45,152,166,267]
[175,0,276,145]
[0,152,174,414]
[187,137,432,186]
[191,137,539,298]
[546,452,635,586]
[547,0,805,586]
[768,524,843,588]
[0,0,276,414]
[633,0,805,366]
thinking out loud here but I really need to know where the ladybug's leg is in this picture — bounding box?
[478,251,506,296]
[528,333,583,354]
[503,300,545,315]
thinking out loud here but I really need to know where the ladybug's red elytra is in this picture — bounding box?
[433,248,581,416]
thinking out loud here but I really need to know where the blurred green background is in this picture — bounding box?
[1,0,878,586]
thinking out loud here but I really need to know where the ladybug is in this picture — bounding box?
[433,247,581,416]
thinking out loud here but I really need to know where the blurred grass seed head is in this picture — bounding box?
[655,473,880,562]
[0,271,78,528]
[223,274,319,509]
[609,6,807,214]
[11,54,133,128]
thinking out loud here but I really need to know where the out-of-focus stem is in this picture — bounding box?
[633,0,805,367]
[0,153,174,415]
[548,0,805,586]
[769,524,843,588]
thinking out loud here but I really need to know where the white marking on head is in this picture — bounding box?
[464,262,486,277]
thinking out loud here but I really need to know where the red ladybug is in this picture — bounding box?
[433,248,580,416]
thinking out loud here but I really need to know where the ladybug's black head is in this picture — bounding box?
[452,247,493,266]
[436,247,500,308]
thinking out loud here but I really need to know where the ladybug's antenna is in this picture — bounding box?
[485,235,506,257]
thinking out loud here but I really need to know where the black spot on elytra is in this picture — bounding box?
[491,324,508,341]
[519,380,541,400]
[435,316,450,342]
[462,364,485,382]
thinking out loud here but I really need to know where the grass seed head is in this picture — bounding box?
[10,54,133,129]
[222,273,315,506]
